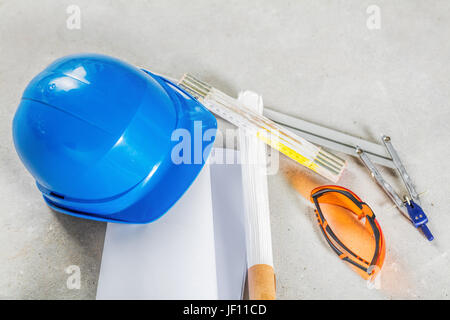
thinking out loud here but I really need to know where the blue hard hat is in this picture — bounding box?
[12,53,217,223]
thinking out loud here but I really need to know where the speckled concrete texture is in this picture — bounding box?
[0,0,449,299]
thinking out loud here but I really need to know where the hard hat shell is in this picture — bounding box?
[12,53,217,223]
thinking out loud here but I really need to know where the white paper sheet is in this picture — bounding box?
[96,149,247,300]
[97,165,218,299]
[209,149,247,300]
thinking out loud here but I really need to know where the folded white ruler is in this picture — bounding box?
[96,148,246,300]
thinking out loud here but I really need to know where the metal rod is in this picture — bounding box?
[382,135,420,204]
[264,108,394,168]
[356,147,411,221]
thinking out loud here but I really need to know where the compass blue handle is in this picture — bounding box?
[420,225,434,241]
[405,200,434,241]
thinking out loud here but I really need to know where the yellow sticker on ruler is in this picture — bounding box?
[256,131,319,172]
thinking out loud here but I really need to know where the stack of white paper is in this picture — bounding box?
[96,149,246,300]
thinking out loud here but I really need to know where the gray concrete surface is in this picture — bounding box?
[1,0,449,299]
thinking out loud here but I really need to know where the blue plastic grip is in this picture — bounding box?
[420,225,434,241]
[405,200,434,241]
